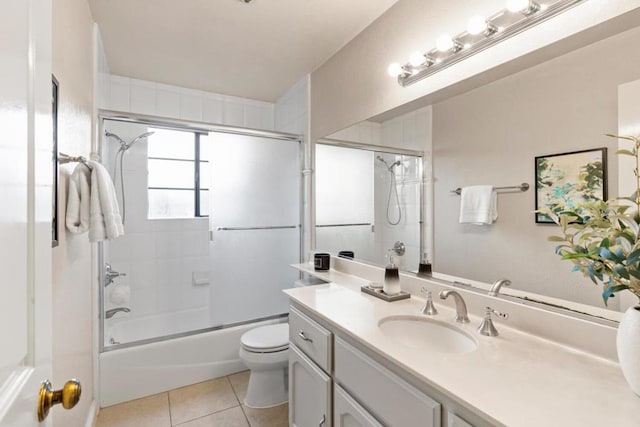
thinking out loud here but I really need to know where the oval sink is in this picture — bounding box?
[378,315,478,354]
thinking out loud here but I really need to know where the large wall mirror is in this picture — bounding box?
[313,24,640,319]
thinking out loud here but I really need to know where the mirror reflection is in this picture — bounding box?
[314,25,640,314]
[315,143,423,272]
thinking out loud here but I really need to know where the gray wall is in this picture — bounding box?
[432,26,640,308]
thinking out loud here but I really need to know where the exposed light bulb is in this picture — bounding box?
[436,34,455,52]
[506,0,531,13]
[387,63,404,78]
[409,51,427,67]
[467,16,488,35]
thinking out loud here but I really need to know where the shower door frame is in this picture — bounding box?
[95,109,304,353]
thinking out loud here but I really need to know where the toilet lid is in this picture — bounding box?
[241,323,289,352]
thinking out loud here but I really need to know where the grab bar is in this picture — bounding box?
[216,225,298,231]
[315,223,372,228]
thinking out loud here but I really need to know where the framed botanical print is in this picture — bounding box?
[535,148,607,224]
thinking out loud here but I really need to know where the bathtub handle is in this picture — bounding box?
[319,414,325,426]
[298,331,313,343]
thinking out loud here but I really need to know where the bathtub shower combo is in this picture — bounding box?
[98,115,302,406]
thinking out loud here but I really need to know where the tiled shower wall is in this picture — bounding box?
[102,75,275,130]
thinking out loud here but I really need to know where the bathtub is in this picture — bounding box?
[99,314,287,407]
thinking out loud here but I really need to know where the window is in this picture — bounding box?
[147,127,210,218]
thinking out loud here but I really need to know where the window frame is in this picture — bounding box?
[147,129,209,218]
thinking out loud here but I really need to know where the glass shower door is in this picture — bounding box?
[206,132,301,327]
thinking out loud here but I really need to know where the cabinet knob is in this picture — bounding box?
[298,331,313,343]
[319,414,326,426]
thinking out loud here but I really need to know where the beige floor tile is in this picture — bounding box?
[228,371,250,404]
[169,378,239,425]
[96,393,171,427]
[242,403,288,427]
[174,406,250,427]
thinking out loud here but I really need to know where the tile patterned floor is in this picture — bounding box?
[96,371,288,427]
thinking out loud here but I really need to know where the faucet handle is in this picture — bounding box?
[420,288,438,316]
[478,306,509,336]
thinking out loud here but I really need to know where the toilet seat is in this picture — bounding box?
[240,323,289,353]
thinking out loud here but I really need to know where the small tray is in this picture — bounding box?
[361,285,411,302]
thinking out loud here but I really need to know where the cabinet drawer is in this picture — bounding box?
[334,336,441,427]
[289,306,332,372]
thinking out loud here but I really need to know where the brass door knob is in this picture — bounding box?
[38,379,81,422]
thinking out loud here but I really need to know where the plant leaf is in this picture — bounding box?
[627,248,640,266]
[614,264,631,280]
[602,284,629,306]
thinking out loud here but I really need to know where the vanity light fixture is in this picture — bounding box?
[389,0,585,87]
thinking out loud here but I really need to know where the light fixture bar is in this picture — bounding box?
[398,0,585,87]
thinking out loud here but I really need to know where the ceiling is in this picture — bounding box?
[88,0,399,102]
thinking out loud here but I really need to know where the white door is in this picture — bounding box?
[0,0,54,425]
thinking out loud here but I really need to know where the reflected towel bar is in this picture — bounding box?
[316,223,372,228]
[216,225,298,231]
[451,183,529,195]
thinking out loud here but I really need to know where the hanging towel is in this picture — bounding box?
[65,163,92,234]
[88,160,124,242]
[459,185,498,225]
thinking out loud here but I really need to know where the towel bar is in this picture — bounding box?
[451,183,529,195]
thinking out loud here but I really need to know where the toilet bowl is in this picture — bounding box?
[239,323,289,408]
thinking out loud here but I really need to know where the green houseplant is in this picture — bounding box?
[542,134,640,396]
[544,135,640,306]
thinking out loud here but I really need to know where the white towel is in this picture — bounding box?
[65,164,92,234]
[88,160,124,242]
[459,185,498,225]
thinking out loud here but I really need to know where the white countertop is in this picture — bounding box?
[285,265,640,427]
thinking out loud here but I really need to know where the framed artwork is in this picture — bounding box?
[52,75,59,247]
[535,147,607,224]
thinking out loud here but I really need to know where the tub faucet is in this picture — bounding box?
[439,289,470,323]
[106,307,130,319]
[489,278,511,297]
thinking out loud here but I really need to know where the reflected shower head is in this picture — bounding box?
[127,131,155,149]
[377,155,401,171]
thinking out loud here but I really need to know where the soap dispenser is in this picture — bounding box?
[418,252,432,277]
[383,251,401,295]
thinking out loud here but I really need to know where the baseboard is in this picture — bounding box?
[85,400,98,427]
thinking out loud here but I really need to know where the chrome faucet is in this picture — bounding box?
[439,289,470,323]
[105,263,126,287]
[105,307,130,319]
[488,278,511,296]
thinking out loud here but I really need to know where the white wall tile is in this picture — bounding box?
[179,89,203,121]
[224,99,244,127]
[203,95,224,124]
[130,79,156,115]
[155,83,180,119]
[109,76,130,111]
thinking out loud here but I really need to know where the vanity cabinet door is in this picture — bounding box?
[334,336,441,427]
[334,384,383,427]
[289,344,332,427]
[447,412,473,427]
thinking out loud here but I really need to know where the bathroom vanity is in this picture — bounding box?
[285,260,640,427]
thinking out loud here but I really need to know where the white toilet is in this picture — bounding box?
[239,323,290,408]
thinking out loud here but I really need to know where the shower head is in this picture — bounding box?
[127,131,155,149]
[105,130,127,147]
